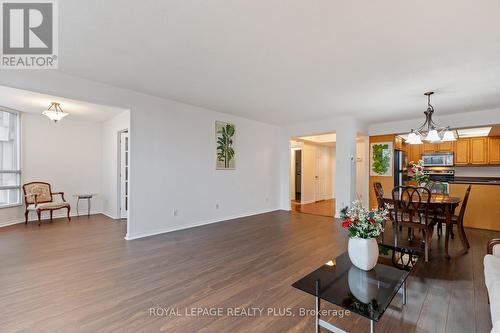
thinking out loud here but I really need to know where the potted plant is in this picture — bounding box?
[340,201,388,271]
[408,160,429,187]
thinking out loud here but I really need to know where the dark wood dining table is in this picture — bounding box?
[383,194,466,259]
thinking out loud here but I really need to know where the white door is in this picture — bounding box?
[314,147,328,201]
[120,131,129,219]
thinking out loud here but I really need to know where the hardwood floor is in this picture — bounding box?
[291,199,335,217]
[0,212,497,333]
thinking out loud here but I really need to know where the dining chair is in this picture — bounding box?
[426,181,448,195]
[373,182,385,209]
[391,185,434,262]
[425,181,447,238]
[374,182,393,244]
[436,185,472,248]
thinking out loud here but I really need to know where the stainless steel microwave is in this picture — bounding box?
[422,153,454,167]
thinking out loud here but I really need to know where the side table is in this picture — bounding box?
[73,194,97,217]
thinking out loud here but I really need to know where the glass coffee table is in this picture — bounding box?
[292,244,420,333]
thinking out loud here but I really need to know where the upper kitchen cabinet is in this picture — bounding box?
[394,136,406,151]
[420,141,454,154]
[421,142,436,153]
[436,141,454,152]
[470,137,488,164]
[454,139,470,165]
[488,137,500,164]
[409,144,422,163]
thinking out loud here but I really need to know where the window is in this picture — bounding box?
[0,109,21,207]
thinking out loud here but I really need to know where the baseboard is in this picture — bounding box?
[124,208,280,240]
[100,211,121,220]
[0,209,103,227]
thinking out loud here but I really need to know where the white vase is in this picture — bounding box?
[348,237,379,271]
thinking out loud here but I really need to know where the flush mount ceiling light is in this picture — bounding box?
[405,92,457,145]
[42,102,69,122]
[456,126,492,138]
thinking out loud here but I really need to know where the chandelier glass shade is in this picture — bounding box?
[406,92,456,145]
[42,102,69,122]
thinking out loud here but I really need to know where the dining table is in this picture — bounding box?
[383,193,467,259]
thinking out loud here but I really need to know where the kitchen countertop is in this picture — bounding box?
[449,177,500,185]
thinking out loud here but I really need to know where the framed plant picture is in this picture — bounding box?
[370,142,393,176]
[215,121,236,170]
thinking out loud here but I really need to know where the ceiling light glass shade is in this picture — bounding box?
[406,131,423,144]
[442,129,457,142]
[425,129,441,142]
[42,102,69,122]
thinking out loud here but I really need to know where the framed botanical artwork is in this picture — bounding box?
[370,142,393,176]
[215,121,236,170]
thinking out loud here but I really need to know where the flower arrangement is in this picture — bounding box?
[408,160,429,185]
[340,201,388,239]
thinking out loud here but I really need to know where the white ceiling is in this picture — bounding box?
[0,86,126,122]
[57,0,500,125]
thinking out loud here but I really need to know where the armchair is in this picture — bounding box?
[22,182,71,226]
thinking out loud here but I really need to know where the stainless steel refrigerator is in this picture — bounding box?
[394,150,408,187]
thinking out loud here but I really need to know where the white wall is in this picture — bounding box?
[0,113,103,226]
[356,137,369,207]
[128,104,281,239]
[331,146,336,199]
[101,110,130,218]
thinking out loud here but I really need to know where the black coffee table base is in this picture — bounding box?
[312,279,407,333]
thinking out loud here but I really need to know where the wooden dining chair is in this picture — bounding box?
[425,181,447,238]
[374,182,385,209]
[373,182,394,244]
[391,186,434,262]
[436,185,472,248]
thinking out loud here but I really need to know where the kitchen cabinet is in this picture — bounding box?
[489,137,500,165]
[454,139,470,165]
[394,136,405,151]
[470,137,488,165]
[436,141,454,152]
[421,143,436,153]
[408,144,421,163]
[450,183,500,231]
[420,141,454,154]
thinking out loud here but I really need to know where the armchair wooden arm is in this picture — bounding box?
[24,193,38,205]
[51,192,66,202]
[487,239,500,255]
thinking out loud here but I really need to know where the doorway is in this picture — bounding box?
[118,130,129,219]
[294,149,302,201]
[290,134,336,217]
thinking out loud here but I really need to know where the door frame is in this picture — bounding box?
[117,129,129,219]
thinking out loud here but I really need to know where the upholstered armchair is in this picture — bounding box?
[22,182,71,226]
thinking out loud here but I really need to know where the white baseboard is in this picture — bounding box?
[0,209,103,227]
[124,208,280,240]
[100,211,121,220]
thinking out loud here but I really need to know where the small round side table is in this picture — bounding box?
[73,194,97,217]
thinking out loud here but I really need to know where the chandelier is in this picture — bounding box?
[406,92,456,145]
[42,102,69,122]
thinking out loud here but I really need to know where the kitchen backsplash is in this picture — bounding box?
[453,166,500,177]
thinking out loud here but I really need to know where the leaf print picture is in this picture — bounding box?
[216,121,236,169]
[369,142,393,176]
